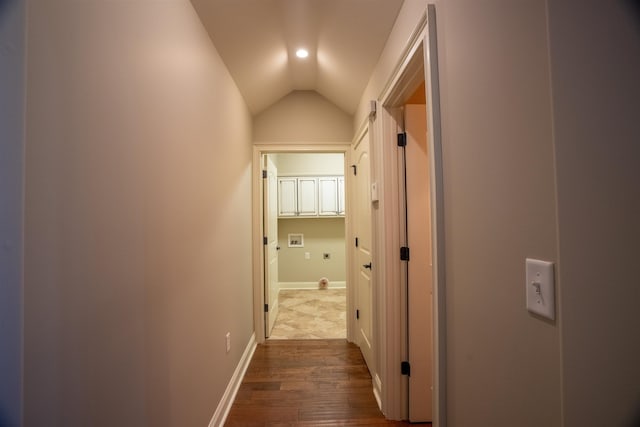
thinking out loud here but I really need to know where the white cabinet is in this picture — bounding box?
[278,178,298,217]
[278,177,317,217]
[297,177,318,216]
[278,176,344,218]
[338,176,345,215]
[318,177,339,216]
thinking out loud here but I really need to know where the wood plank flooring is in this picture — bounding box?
[225,339,429,426]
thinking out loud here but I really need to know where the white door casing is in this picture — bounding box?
[264,155,279,336]
[372,6,444,423]
[252,145,352,347]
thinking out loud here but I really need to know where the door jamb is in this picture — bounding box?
[374,5,446,425]
[252,144,352,344]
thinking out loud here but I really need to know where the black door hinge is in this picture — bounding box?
[355,237,359,248]
[400,246,410,261]
[397,132,407,147]
[264,303,269,312]
[401,361,411,376]
[262,170,267,178]
[356,309,360,320]
[351,165,357,175]
[263,236,268,245]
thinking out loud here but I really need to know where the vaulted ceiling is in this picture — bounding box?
[190,0,404,115]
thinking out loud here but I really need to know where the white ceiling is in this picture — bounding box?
[191,0,404,115]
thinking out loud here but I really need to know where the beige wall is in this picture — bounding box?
[278,218,346,286]
[362,1,561,425]
[368,0,640,425]
[274,153,344,176]
[547,1,640,426]
[24,1,253,426]
[254,90,353,143]
[436,3,561,425]
[0,0,25,425]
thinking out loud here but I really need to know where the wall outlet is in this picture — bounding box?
[225,332,231,353]
[305,252,311,260]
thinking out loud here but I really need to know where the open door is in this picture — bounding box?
[404,104,433,422]
[264,155,279,337]
[352,128,374,371]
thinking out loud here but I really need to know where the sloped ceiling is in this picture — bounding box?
[191,0,404,115]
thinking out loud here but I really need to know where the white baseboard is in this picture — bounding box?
[208,332,257,427]
[278,281,346,290]
[373,373,382,410]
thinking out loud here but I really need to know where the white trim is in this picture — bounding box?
[373,4,446,425]
[378,12,429,104]
[373,373,383,409]
[208,333,257,427]
[278,281,347,290]
[423,6,446,425]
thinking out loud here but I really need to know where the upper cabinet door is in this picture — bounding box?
[278,178,298,216]
[318,177,339,216]
[337,176,345,215]
[297,177,318,216]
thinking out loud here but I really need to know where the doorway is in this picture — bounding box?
[253,147,352,343]
[372,5,444,424]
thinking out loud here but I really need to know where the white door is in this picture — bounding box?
[264,155,279,336]
[353,129,374,370]
[405,105,433,422]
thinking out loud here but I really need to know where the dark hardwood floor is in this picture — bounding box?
[225,339,430,426]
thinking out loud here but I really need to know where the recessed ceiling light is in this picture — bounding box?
[296,48,309,59]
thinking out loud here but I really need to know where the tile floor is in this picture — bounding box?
[269,289,346,339]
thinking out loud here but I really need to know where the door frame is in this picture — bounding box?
[372,5,446,425]
[251,144,352,344]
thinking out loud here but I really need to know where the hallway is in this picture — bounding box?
[225,340,425,426]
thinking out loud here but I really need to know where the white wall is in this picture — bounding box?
[254,90,353,143]
[361,1,561,425]
[24,1,253,425]
[0,0,25,425]
[547,1,640,426]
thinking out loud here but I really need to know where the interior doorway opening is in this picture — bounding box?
[253,147,352,344]
[372,6,444,423]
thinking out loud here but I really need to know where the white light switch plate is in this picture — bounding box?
[526,258,555,320]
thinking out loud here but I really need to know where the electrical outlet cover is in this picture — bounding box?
[525,258,555,320]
